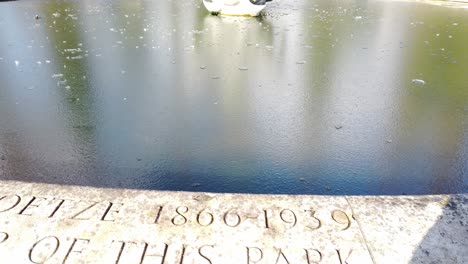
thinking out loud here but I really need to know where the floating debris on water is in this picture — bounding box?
[386,139,393,144]
[239,67,248,71]
[335,125,343,130]
[52,73,63,78]
[211,76,220,79]
[412,79,426,85]
[200,65,207,70]
[14,60,19,67]
[57,80,67,87]
[296,61,306,65]
[64,48,82,53]
[354,16,362,20]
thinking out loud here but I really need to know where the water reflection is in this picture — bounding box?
[0,0,466,194]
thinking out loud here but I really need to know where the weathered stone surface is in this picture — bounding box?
[0,180,466,263]
[347,195,468,264]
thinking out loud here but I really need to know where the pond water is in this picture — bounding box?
[0,0,467,195]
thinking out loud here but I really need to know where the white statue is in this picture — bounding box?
[202,0,272,17]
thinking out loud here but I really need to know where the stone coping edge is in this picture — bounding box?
[0,180,466,263]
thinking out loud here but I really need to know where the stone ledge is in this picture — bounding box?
[0,180,466,263]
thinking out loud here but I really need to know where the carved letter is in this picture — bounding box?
[197,209,214,226]
[101,202,124,222]
[153,206,164,224]
[246,247,263,263]
[275,249,290,264]
[62,238,90,264]
[0,232,8,244]
[262,210,270,229]
[0,195,21,213]
[331,210,351,231]
[304,210,321,230]
[49,198,73,218]
[140,243,168,264]
[223,209,241,227]
[171,206,188,226]
[18,196,47,216]
[29,236,60,264]
[336,249,353,264]
[112,240,137,264]
[70,201,99,220]
[198,245,214,264]
[279,209,297,228]
[304,249,322,264]
[178,245,187,264]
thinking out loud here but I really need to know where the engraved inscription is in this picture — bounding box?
[48,198,73,218]
[0,191,370,263]
[0,194,355,233]
[247,247,263,263]
[101,202,124,222]
[149,206,354,231]
[109,241,216,264]
[197,209,214,227]
[275,249,291,264]
[153,206,164,224]
[70,201,99,220]
[171,206,189,226]
[0,195,21,213]
[0,232,8,244]
[304,249,322,264]
[223,209,241,227]
[198,245,215,264]
[336,249,353,264]
[304,210,321,230]
[331,210,351,231]
[63,238,90,264]
[244,247,363,264]
[280,209,297,228]
[140,242,169,263]
[19,196,47,216]
[29,236,60,264]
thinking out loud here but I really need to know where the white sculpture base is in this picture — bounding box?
[203,0,266,17]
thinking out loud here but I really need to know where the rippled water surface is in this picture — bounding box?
[0,0,467,195]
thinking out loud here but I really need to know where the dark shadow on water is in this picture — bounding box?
[410,195,468,264]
